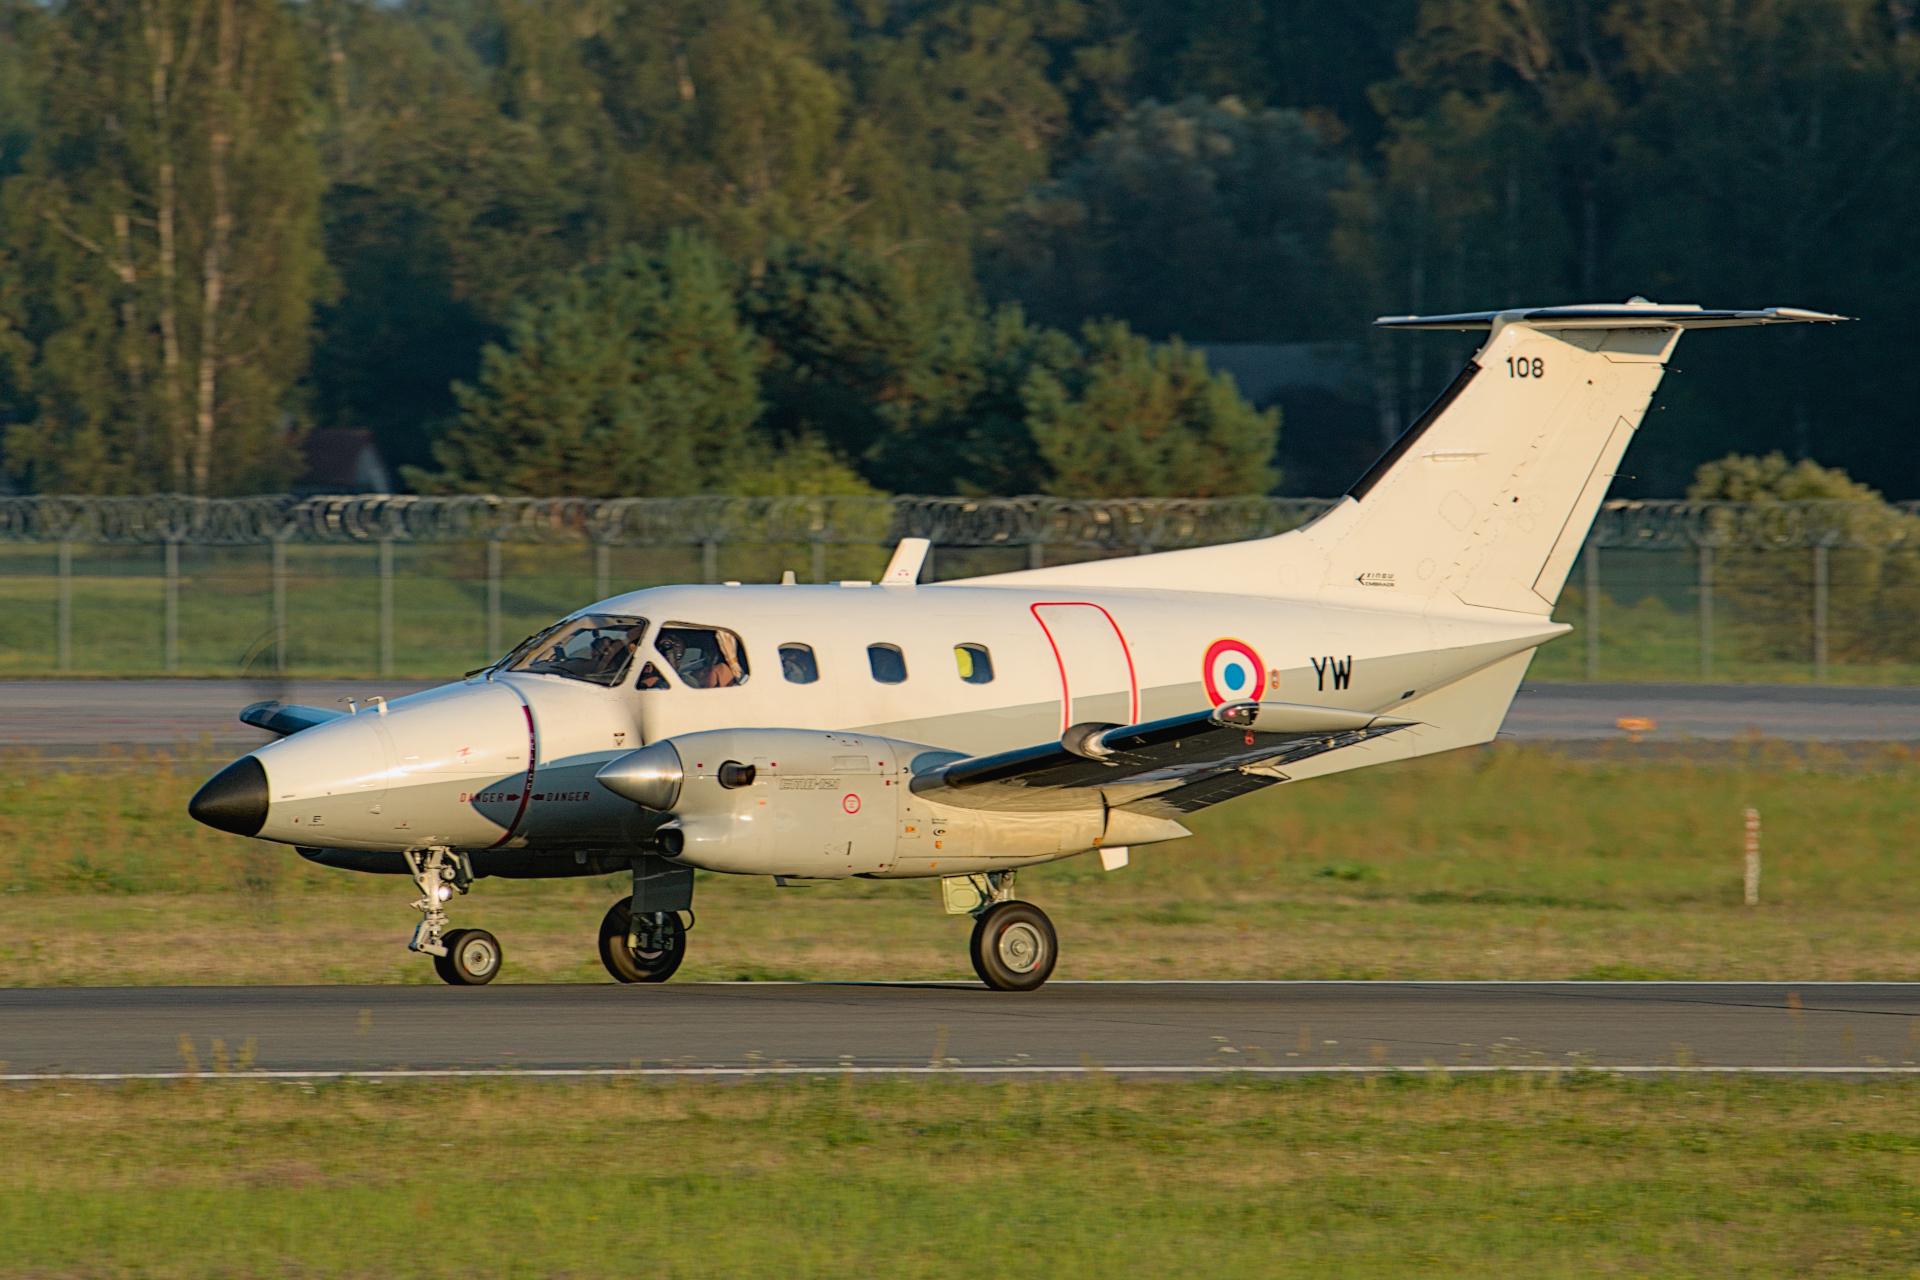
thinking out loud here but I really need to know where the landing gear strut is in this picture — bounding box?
[406,847,501,985]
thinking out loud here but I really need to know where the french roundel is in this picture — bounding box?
[1202,638,1264,707]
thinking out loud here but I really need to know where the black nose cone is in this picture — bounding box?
[189,756,269,837]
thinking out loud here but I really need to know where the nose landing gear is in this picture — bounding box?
[406,847,501,985]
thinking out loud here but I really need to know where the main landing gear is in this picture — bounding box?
[598,897,687,982]
[407,846,503,986]
[599,855,697,983]
[956,872,1058,992]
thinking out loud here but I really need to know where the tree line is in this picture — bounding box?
[0,0,1912,500]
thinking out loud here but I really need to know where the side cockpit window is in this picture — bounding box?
[655,623,750,689]
[504,615,647,687]
[780,643,819,684]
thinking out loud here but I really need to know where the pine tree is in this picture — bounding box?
[408,234,761,496]
[1023,319,1279,497]
[1,0,327,494]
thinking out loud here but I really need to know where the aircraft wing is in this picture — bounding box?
[908,701,1415,816]
[240,700,346,738]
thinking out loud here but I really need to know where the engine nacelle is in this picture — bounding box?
[594,728,1165,879]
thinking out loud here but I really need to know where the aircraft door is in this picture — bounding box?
[1031,603,1139,731]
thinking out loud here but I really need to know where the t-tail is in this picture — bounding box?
[992,299,1848,613]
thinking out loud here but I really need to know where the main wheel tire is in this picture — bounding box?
[599,896,687,983]
[969,901,1057,992]
[436,927,502,985]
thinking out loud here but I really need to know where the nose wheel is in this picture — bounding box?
[433,928,503,985]
[969,900,1057,991]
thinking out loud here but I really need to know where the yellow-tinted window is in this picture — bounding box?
[955,643,993,684]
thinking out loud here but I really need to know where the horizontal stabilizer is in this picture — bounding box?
[910,701,1415,813]
[1375,302,1850,331]
[240,701,345,738]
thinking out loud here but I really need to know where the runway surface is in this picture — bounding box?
[7,678,1920,757]
[0,678,441,757]
[1500,680,1920,742]
[5,982,1916,1077]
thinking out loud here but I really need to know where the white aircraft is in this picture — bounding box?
[190,300,1845,989]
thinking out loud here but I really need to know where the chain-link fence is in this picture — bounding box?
[4,494,1919,682]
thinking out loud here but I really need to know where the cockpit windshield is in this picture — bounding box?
[503,614,648,687]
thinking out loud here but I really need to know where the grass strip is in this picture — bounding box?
[5,743,1920,985]
[4,1074,1918,1278]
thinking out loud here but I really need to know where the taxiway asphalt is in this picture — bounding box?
[4,982,1915,1076]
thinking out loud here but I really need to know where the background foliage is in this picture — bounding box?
[0,0,1910,500]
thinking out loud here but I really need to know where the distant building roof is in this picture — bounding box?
[300,429,393,495]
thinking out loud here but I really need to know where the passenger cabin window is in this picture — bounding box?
[955,643,994,684]
[780,643,819,684]
[503,614,647,687]
[868,643,908,684]
[655,623,750,688]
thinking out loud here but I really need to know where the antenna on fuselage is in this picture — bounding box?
[881,537,931,586]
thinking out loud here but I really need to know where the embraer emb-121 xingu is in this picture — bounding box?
[190,300,1846,990]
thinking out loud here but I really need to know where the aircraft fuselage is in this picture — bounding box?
[249,579,1558,874]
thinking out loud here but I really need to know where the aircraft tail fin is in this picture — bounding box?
[964,300,1845,615]
[1291,301,1847,615]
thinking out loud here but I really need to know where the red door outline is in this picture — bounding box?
[1030,603,1140,732]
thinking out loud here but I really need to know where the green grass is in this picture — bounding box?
[3,1074,1918,1278]
[5,741,1920,985]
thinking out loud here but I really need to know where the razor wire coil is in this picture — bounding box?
[4,494,1919,551]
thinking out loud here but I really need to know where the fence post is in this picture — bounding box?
[57,540,72,672]
[1584,544,1600,681]
[702,539,719,584]
[1698,545,1714,680]
[811,539,827,584]
[1028,541,1046,570]
[272,537,288,674]
[164,539,180,674]
[486,539,502,659]
[595,542,610,600]
[1812,543,1829,682]
[378,538,395,677]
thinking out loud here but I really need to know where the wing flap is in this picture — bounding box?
[910,701,1415,813]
